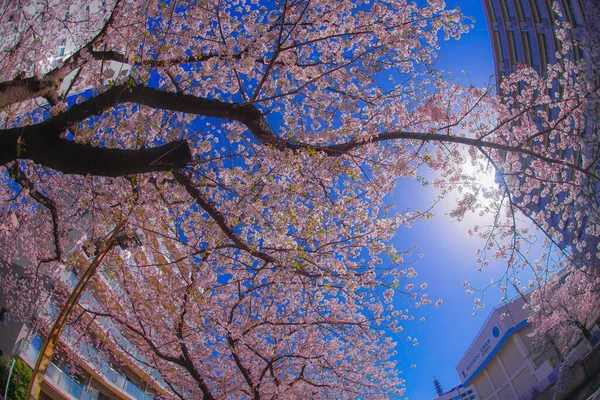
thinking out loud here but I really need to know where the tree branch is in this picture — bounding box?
[1,84,595,180]
[8,161,62,262]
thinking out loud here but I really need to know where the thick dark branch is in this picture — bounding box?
[0,129,191,176]
[1,84,595,180]
[176,286,215,400]
[227,336,259,400]
[325,132,598,179]
[0,77,53,109]
[108,87,600,178]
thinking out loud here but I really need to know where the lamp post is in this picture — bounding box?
[3,357,16,400]
[3,338,29,400]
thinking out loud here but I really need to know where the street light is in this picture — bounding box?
[4,338,29,400]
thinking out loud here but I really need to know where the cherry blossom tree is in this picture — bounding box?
[528,267,600,360]
[0,0,599,398]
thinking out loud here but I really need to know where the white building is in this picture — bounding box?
[0,0,130,101]
[432,294,558,400]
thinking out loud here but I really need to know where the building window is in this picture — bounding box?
[116,232,143,249]
[0,307,8,323]
[82,240,101,258]
[31,335,43,351]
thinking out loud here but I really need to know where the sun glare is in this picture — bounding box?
[463,161,498,190]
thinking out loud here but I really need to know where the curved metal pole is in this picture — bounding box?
[4,356,16,400]
[26,222,125,400]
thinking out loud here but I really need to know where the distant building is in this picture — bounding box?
[481,0,600,267]
[0,0,130,98]
[433,383,478,400]
[433,376,444,396]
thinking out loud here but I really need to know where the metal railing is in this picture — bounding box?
[21,336,152,400]
[20,337,98,400]
[46,363,98,400]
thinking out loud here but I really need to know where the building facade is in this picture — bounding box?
[432,295,558,400]
[456,295,557,400]
[432,270,600,400]
[0,229,174,400]
[0,212,202,400]
[481,0,600,267]
[481,0,587,81]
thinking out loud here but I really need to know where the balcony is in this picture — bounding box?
[20,336,97,400]
[46,363,98,400]
[20,336,152,400]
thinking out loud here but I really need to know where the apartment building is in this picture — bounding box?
[0,227,179,400]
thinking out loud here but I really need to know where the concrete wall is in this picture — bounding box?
[534,342,600,400]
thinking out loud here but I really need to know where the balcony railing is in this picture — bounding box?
[21,336,152,400]
[46,363,98,400]
[21,336,98,400]
[68,336,152,400]
[97,359,152,400]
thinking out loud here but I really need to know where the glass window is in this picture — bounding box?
[0,307,7,323]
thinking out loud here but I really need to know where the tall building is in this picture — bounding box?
[481,0,600,266]
[481,0,587,81]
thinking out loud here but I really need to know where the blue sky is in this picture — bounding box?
[385,2,540,398]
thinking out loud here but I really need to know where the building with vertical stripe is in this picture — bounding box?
[481,0,586,81]
[481,0,600,266]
